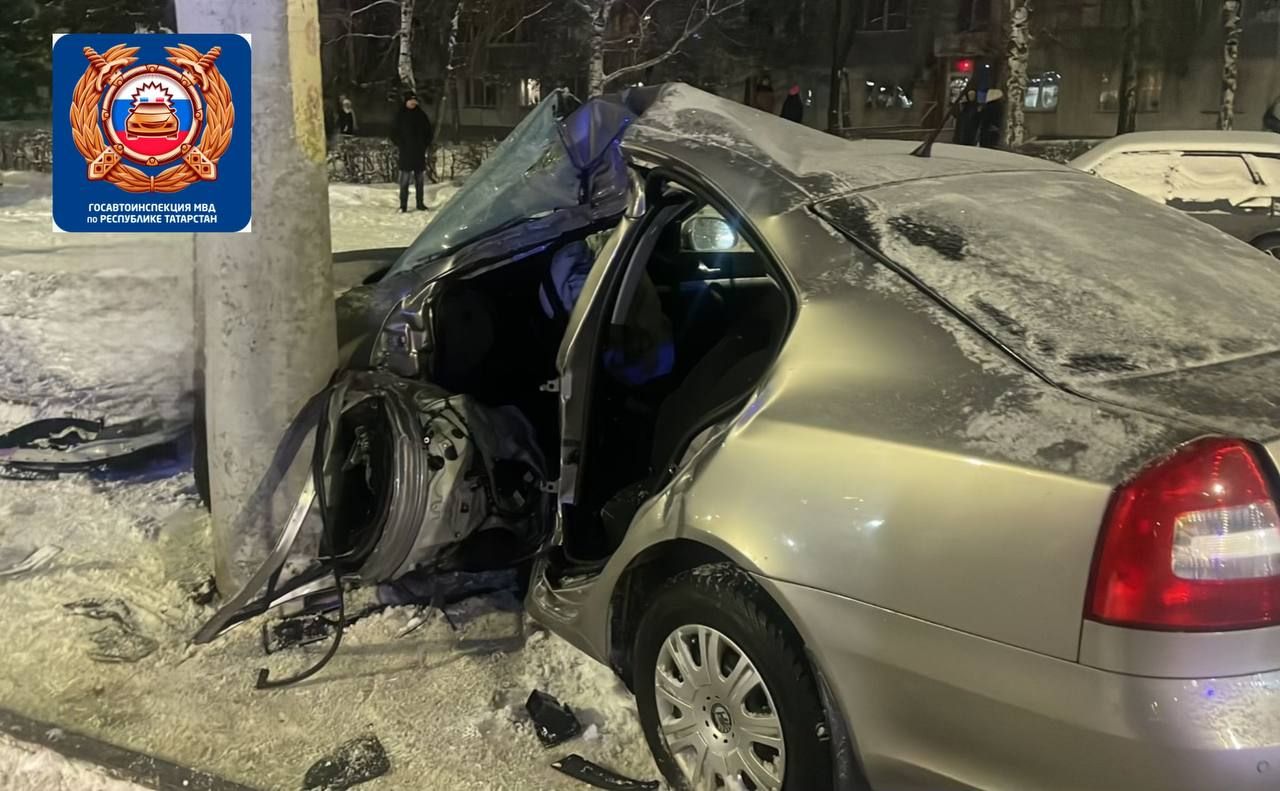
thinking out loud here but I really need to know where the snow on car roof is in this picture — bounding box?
[1071,130,1280,170]
[628,83,1067,206]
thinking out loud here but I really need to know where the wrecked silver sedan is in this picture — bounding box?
[204,85,1280,791]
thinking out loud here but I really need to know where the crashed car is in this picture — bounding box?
[204,85,1280,791]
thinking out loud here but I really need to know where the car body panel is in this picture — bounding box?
[761,576,1280,791]
[1078,619,1280,679]
[531,177,1196,665]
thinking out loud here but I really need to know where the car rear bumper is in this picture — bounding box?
[760,577,1280,791]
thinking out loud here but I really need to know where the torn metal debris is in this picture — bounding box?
[550,754,660,790]
[0,416,187,475]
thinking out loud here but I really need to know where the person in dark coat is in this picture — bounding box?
[337,96,357,135]
[953,89,980,146]
[781,85,804,124]
[393,92,434,212]
[1266,96,1280,134]
[753,76,776,114]
[978,88,1005,148]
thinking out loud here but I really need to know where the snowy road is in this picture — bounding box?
[0,172,663,790]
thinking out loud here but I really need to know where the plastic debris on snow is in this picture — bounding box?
[63,597,159,664]
[527,690,583,748]
[0,545,62,578]
[550,754,660,790]
[302,735,391,791]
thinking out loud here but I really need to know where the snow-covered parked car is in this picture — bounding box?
[1070,130,1280,257]
[203,85,1280,791]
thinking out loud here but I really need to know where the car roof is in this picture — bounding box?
[1070,130,1280,170]
[624,84,1067,212]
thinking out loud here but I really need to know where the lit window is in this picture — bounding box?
[862,0,909,31]
[1024,72,1061,112]
[519,78,542,107]
[1098,67,1162,113]
[865,81,914,110]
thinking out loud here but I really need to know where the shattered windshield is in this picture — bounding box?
[818,171,1280,383]
[389,90,578,276]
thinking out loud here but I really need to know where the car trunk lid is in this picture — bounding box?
[1073,350,1280,445]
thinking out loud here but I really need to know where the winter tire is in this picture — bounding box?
[633,563,834,791]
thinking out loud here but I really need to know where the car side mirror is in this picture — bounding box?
[683,217,739,252]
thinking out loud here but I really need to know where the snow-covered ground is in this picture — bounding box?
[0,172,661,790]
[0,734,147,791]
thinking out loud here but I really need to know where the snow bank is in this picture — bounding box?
[0,174,456,432]
[0,735,146,791]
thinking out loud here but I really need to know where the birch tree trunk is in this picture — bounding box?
[587,2,610,97]
[398,0,415,92]
[1002,0,1031,148]
[438,0,463,142]
[1116,0,1141,135]
[1219,0,1242,130]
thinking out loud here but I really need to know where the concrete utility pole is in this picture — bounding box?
[177,0,337,592]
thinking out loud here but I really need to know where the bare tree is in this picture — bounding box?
[432,0,465,140]
[321,0,403,97]
[826,0,862,132]
[1116,0,1142,135]
[1002,0,1031,147]
[572,0,746,96]
[1218,0,1242,130]
[398,0,416,90]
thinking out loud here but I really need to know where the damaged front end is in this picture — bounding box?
[193,369,549,685]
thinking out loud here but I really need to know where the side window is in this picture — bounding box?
[1168,153,1259,208]
[1092,151,1178,203]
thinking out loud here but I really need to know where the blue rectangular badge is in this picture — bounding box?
[52,33,251,233]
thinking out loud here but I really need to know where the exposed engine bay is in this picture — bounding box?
[193,365,553,686]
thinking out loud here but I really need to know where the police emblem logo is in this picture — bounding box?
[71,43,233,192]
[54,33,251,233]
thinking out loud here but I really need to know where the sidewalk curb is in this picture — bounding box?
[0,707,260,791]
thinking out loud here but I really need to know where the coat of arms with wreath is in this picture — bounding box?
[70,43,234,194]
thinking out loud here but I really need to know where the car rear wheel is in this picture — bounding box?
[633,564,834,791]
[1254,233,1280,260]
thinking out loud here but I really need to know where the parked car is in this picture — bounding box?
[204,86,1280,791]
[1070,130,1280,257]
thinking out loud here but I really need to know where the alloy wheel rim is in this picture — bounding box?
[654,624,785,791]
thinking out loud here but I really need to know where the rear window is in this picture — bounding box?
[818,171,1280,383]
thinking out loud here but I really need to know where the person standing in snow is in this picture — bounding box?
[781,85,804,124]
[752,75,776,114]
[337,96,357,136]
[393,92,434,213]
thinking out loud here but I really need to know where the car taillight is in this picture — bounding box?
[1086,437,1280,631]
